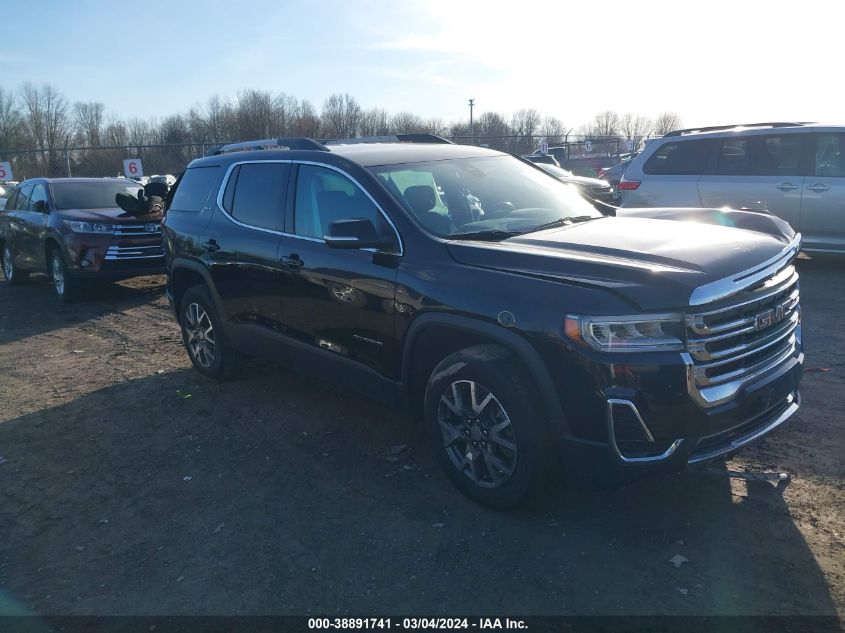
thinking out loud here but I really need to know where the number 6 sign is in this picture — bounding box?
[123,159,143,178]
[0,161,12,181]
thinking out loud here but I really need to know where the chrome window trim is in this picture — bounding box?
[688,233,801,306]
[213,159,404,255]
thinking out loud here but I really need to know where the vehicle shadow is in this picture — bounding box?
[0,274,167,346]
[0,362,839,619]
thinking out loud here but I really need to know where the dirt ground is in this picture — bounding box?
[0,258,843,617]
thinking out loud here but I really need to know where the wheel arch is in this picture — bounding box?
[169,260,225,323]
[401,313,569,436]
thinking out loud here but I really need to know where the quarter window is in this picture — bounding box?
[293,164,387,239]
[643,140,714,175]
[815,134,845,177]
[224,163,290,231]
[169,166,221,213]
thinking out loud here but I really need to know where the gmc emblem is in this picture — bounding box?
[754,299,791,331]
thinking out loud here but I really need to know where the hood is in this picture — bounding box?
[446,215,798,311]
[559,174,610,188]
[56,207,163,223]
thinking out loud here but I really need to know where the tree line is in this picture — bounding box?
[0,82,682,177]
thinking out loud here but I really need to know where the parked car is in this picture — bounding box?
[620,121,845,253]
[563,154,619,178]
[149,174,178,189]
[0,177,165,301]
[523,154,560,167]
[164,135,803,508]
[0,185,11,211]
[535,163,618,208]
[597,156,635,187]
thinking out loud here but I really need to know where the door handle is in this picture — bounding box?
[280,253,304,269]
[200,240,220,253]
[775,182,798,191]
[807,183,830,193]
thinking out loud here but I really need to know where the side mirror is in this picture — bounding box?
[325,218,395,250]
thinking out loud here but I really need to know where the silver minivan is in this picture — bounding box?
[620,122,845,253]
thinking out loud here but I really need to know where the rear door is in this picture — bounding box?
[622,138,715,207]
[202,161,291,330]
[697,132,807,229]
[799,132,845,251]
[5,182,34,270]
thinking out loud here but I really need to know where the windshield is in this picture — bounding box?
[370,155,601,239]
[50,181,143,210]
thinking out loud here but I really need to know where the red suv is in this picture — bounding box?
[0,177,164,301]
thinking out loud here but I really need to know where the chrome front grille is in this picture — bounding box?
[113,223,162,237]
[105,244,164,261]
[686,264,800,407]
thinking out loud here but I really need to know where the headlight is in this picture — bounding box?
[64,221,115,234]
[564,314,685,353]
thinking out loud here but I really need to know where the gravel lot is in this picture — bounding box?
[0,258,842,617]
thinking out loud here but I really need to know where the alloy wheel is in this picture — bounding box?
[2,246,12,280]
[437,379,518,488]
[51,253,65,296]
[184,302,216,368]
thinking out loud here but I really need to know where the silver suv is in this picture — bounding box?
[620,122,845,253]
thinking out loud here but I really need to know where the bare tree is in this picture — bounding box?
[0,87,22,151]
[583,110,621,139]
[510,108,542,153]
[73,101,105,146]
[19,82,71,174]
[359,108,390,137]
[539,116,566,146]
[391,111,425,134]
[619,113,653,150]
[321,93,362,139]
[653,112,682,136]
[292,100,321,138]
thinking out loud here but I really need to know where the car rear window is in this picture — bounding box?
[51,181,143,210]
[643,139,715,175]
[169,166,221,213]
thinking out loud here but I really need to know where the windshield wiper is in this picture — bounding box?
[518,215,600,235]
[448,229,518,241]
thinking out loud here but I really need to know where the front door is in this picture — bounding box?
[698,133,806,230]
[800,133,845,252]
[22,182,50,271]
[276,163,400,379]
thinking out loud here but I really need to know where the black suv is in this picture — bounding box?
[163,135,804,508]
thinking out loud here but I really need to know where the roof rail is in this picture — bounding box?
[664,122,809,137]
[324,133,453,146]
[206,137,328,156]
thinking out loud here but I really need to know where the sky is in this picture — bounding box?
[1,0,844,130]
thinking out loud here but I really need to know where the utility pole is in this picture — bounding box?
[468,98,475,140]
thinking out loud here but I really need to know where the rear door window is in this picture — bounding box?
[643,140,715,175]
[169,166,221,213]
[815,134,845,177]
[13,183,34,211]
[716,135,804,176]
[224,162,290,232]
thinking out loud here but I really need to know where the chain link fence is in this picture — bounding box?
[0,135,649,182]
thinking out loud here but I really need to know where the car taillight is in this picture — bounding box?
[618,180,640,190]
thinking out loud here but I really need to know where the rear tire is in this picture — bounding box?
[2,244,29,285]
[423,344,551,509]
[49,249,81,303]
[179,285,231,380]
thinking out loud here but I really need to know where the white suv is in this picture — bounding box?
[619,122,845,253]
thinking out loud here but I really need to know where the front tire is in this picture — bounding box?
[424,344,551,509]
[179,285,231,380]
[2,244,29,285]
[49,249,81,302]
